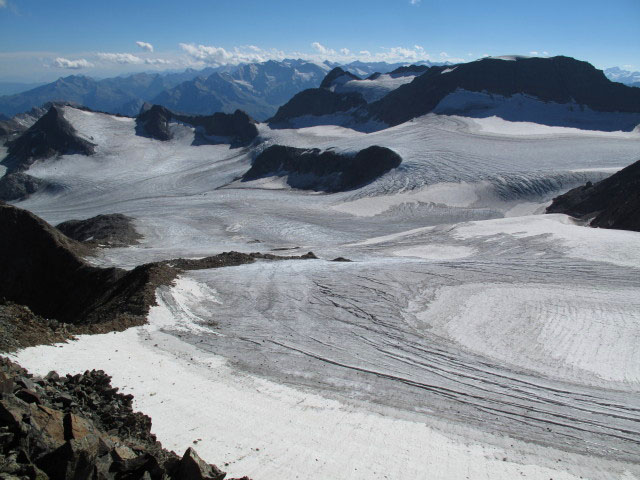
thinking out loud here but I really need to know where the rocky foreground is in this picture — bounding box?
[0,203,327,479]
[0,356,249,479]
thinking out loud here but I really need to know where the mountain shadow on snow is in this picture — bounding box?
[242,145,402,192]
[136,104,259,147]
[546,158,640,232]
[1,105,95,173]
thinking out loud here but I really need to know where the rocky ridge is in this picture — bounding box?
[56,214,143,248]
[1,105,95,174]
[546,158,640,231]
[136,105,259,146]
[269,56,640,130]
[0,173,56,202]
[0,356,249,479]
[242,145,402,192]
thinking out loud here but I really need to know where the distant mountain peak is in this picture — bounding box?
[320,67,360,89]
[2,105,96,172]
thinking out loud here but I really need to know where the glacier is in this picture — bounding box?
[10,105,640,480]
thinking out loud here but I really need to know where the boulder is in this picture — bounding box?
[175,447,226,480]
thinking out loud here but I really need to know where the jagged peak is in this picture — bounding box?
[320,67,361,89]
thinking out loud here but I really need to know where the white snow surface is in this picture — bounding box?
[334,73,418,102]
[434,89,640,132]
[8,106,640,479]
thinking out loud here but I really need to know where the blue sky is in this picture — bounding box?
[0,0,638,81]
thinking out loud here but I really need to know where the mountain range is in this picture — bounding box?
[603,67,640,85]
[270,56,640,132]
[0,59,446,121]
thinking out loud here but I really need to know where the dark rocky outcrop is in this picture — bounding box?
[56,213,142,248]
[178,110,258,146]
[0,303,70,352]
[0,172,54,201]
[0,118,27,139]
[268,89,366,126]
[0,105,49,140]
[387,65,430,77]
[136,104,259,146]
[0,202,165,328]
[1,105,95,173]
[242,145,401,192]
[0,357,250,479]
[546,158,640,232]
[136,104,173,141]
[368,56,640,127]
[319,67,360,89]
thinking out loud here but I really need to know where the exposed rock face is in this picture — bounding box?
[136,104,259,146]
[319,67,360,89]
[0,303,70,353]
[136,104,173,141]
[268,89,366,125]
[368,56,640,127]
[546,158,640,232]
[56,213,142,248]
[0,172,52,201]
[0,105,49,140]
[1,105,95,173]
[242,145,402,192]
[386,64,430,77]
[178,110,258,146]
[0,118,26,138]
[0,357,250,479]
[0,203,157,327]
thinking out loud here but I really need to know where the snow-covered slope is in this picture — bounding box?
[333,72,421,102]
[8,106,640,480]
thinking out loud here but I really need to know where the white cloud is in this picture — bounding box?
[179,43,286,66]
[410,0,421,4]
[0,0,7,8]
[53,57,94,69]
[145,58,171,65]
[97,52,144,64]
[177,42,466,68]
[530,51,539,56]
[311,42,336,55]
[136,41,154,53]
